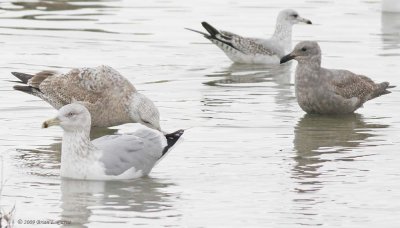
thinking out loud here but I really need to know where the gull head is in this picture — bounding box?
[280,41,321,64]
[130,93,162,132]
[43,103,91,132]
[277,9,312,25]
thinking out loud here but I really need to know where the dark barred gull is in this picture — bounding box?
[280,41,393,114]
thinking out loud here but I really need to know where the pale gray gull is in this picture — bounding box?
[12,65,161,130]
[42,103,184,180]
[186,9,312,64]
[280,41,393,114]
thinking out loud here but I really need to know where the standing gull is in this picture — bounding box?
[280,41,393,114]
[186,9,312,64]
[42,103,184,180]
[12,65,161,130]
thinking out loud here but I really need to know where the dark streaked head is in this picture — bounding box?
[280,41,321,64]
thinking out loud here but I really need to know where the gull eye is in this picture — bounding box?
[67,112,75,117]
[301,47,307,52]
[292,14,298,18]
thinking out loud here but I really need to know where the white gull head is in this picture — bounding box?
[276,9,312,26]
[43,103,91,132]
[273,9,312,54]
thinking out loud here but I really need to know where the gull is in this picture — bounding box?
[12,65,161,130]
[280,41,393,114]
[42,103,184,180]
[186,9,312,64]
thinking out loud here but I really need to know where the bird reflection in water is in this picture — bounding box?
[292,113,389,191]
[60,178,178,227]
[204,63,292,87]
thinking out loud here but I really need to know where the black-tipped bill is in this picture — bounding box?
[306,20,312,24]
[42,117,60,128]
[280,54,295,64]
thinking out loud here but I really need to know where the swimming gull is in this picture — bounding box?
[42,103,184,180]
[280,41,393,114]
[186,9,312,64]
[12,65,161,130]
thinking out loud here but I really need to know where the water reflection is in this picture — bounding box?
[292,114,388,187]
[2,0,115,12]
[204,63,292,87]
[381,12,400,50]
[60,178,177,227]
[290,114,389,225]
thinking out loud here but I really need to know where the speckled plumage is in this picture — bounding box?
[280,41,392,114]
[12,65,161,129]
[188,9,312,64]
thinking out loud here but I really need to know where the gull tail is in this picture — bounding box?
[200,21,243,53]
[375,82,393,97]
[11,72,34,84]
[162,129,184,156]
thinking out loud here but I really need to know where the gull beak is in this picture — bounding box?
[280,53,296,64]
[298,16,312,24]
[42,117,61,128]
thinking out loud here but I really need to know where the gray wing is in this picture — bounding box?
[93,129,165,176]
[218,30,277,56]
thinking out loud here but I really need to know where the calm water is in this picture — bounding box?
[0,0,400,227]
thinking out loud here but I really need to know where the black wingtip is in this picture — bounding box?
[201,21,220,37]
[162,129,184,156]
[13,85,34,94]
[11,72,33,84]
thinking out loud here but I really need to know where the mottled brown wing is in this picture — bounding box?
[27,70,58,88]
[332,73,376,100]
[39,66,135,107]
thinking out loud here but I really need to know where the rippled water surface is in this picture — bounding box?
[1,0,400,227]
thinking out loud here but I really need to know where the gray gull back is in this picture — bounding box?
[42,103,184,180]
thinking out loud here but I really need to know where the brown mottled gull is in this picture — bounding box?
[280,41,393,114]
[12,65,161,130]
[186,9,312,64]
[42,103,184,180]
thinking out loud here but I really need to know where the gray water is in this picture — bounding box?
[0,0,400,227]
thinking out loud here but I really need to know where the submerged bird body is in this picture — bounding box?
[43,103,184,180]
[12,65,161,130]
[280,41,392,114]
[187,9,312,64]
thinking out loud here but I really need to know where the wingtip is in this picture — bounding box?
[162,129,185,156]
[201,21,219,37]
[13,85,33,93]
[11,71,33,84]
